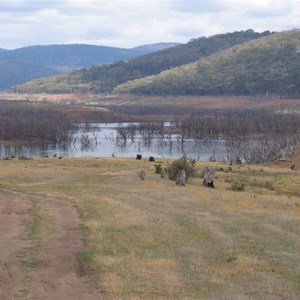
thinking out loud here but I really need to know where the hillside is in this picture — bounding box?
[0,59,59,90]
[0,43,177,91]
[114,30,300,97]
[12,29,274,94]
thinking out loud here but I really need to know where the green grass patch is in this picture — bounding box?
[78,251,93,276]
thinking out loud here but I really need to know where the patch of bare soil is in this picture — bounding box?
[0,191,102,300]
[266,147,300,170]
[0,192,31,299]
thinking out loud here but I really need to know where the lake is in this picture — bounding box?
[0,123,227,160]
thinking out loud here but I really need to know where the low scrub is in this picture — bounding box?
[230,180,246,191]
[165,155,196,181]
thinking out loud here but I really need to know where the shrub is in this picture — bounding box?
[160,168,166,178]
[165,155,196,181]
[263,181,274,191]
[154,164,162,174]
[138,170,146,180]
[230,180,245,192]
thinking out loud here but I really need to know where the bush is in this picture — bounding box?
[138,170,146,180]
[154,164,162,174]
[230,180,245,192]
[165,155,196,181]
[263,181,274,191]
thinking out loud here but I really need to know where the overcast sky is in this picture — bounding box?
[1,0,299,49]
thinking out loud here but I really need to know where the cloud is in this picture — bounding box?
[170,0,230,14]
[0,0,59,13]
[0,0,299,49]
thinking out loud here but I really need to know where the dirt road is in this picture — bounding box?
[0,190,101,300]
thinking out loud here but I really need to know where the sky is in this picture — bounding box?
[0,0,299,50]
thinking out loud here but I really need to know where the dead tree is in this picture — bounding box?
[176,169,186,186]
[203,167,216,188]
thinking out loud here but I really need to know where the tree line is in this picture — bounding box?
[0,101,76,143]
[115,109,300,164]
[177,109,300,163]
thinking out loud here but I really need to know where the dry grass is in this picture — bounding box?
[0,156,299,299]
[3,93,300,110]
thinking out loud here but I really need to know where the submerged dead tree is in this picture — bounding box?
[0,100,75,143]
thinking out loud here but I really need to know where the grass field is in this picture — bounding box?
[0,156,299,299]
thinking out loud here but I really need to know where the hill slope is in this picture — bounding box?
[0,43,177,91]
[0,43,178,72]
[12,30,273,94]
[114,30,300,97]
[0,59,59,90]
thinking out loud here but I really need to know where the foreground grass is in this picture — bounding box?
[0,157,299,299]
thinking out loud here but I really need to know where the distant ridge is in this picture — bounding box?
[129,43,180,56]
[0,43,179,71]
[0,42,177,90]
[0,59,58,90]
[13,29,274,94]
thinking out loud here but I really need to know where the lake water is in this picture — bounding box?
[0,123,227,160]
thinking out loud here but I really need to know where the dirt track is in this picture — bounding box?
[0,191,101,300]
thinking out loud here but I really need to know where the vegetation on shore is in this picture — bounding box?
[1,97,299,165]
[0,156,299,299]
[0,100,75,144]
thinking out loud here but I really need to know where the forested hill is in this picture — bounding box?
[0,60,58,90]
[0,43,178,72]
[0,42,177,91]
[12,29,274,94]
[114,30,300,97]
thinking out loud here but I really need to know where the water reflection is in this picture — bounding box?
[0,123,226,160]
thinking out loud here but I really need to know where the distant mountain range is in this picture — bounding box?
[13,29,276,95]
[0,42,178,90]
